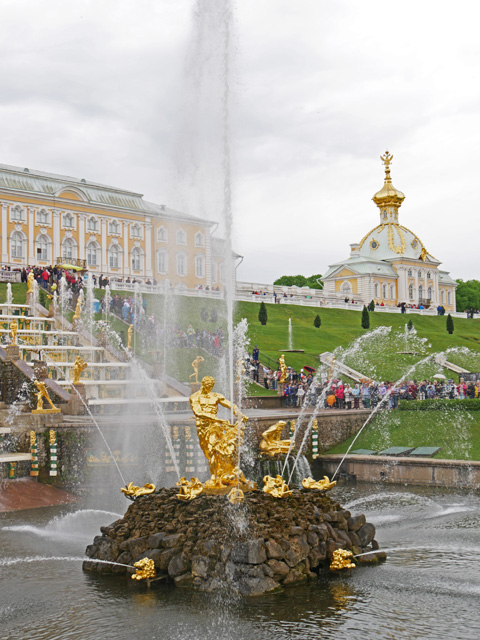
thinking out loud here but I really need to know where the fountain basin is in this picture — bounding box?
[83,487,385,596]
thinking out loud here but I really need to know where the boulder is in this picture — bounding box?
[357,523,376,547]
[147,532,167,548]
[128,536,149,558]
[265,539,284,560]
[347,514,366,532]
[231,538,266,565]
[168,553,190,578]
[284,536,309,568]
[266,559,290,578]
[237,576,280,596]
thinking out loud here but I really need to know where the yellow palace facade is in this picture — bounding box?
[0,163,228,288]
[322,152,457,312]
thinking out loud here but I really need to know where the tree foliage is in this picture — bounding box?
[446,313,454,335]
[274,274,323,289]
[361,306,370,329]
[407,319,414,332]
[258,301,268,326]
[313,314,321,328]
[455,279,480,312]
[368,300,375,312]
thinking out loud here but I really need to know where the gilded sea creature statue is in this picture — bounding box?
[131,557,156,581]
[262,475,292,498]
[189,376,255,492]
[330,549,356,571]
[72,355,88,385]
[259,421,292,457]
[302,476,337,492]
[121,482,156,500]
[176,476,204,501]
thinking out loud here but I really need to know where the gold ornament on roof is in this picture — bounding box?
[302,476,336,492]
[72,355,88,385]
[131,557,156,581]
[259,421,292,457]
[176,476,204,501]
[330,548,356,571]
[121,482,156,500]
[262,475,292,498]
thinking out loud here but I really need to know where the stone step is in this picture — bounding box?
[0,452,32,463]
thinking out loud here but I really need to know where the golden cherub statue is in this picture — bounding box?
[262,475,292,498]
[189,355,205,384]
[72,355,88,385]
[131,557,156,581]
[176,476,204,501]
[189,375,254,491]
[259,421,292,457]
[121,482,156,500]
[127,324,133,350]
[278,354,287,383]
[32,379,60,413]
[72,297,82,323]
[10,321,18,345]
[302,476,337,492]
[27,271,35,293]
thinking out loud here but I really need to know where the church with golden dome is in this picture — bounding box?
[322,152,457,311]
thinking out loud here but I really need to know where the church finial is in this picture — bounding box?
[380,150,393,182]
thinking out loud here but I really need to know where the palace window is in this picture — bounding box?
[63,213,75,229]
[87,241,99,267]
[418,285,423,300]
[176,229,187,245]
[157,226,167,242]
[418,270,423,278]
[427,271,431,279]
[448,291,452,306]
[382,284,387,299]
[131,224,142,239]
[441,290,445,304]
[408,285,414,300]
[374,283,379,298]
[195,232,204,248]
[87,216,99,232]
[109,220,120,235]
[390,284,395,299]
[427,286,432,300]
[36,209,49,225]
[212,262,218,283]
[131,246,142,271]
[177,252,187,276]
[157,251,168,274]
[36,235,49,261]
[61,237,76,260]
[10,231,24,258]
[341,281,352,295]
[408,269,413,277]
[195,254,205,278]
[11,205,24,222]
[109,245,120,269]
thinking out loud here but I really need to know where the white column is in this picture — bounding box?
[414,269,419,304]
[123,221,129,276]
[28,207,35,263]
[101,219,107,272]
[205,228,212,287]
[78,214,86,262]
[1,203,8,262]
[53,210,61,262]
[145,221,153,277]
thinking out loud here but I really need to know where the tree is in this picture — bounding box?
[313,314,321,328]
[258,301,268,326]
[361,306,370,329]
[446,313,454,335]
[455,279,480,312]
[273,274,323,289]
[368,300,375,312]
[407,319,414,331]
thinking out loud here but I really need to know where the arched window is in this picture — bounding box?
[195,254,205,278]
[212,262,218,283]
[10,231,25,258]
[109,220,120,235]
[448,291,452,306]
[341,281,352,295]
[426,271,431,279]
[418,270,423,279]
[176,229,186,245]
[382,284,387,299]
[131,224,142,239]
[109,244,120,269]
[390,284,395,299]
[61,237,76,260]
[408,269,413,277]
[86,241,99,267]
[427,286,432,300]
[409,285,413,300]
[157,251,168,274]
[441,290,445,304]
[63,213,75,229]
[374,283,379,298]
[11,205,24,222]
[177,252,187,276]
[37,209,49,224]
[195,232,204,247]
[418,285,423,300]
[157,226,167,242]
[87,216,99,232]
[131,247,143,271]
[36,235,49,261]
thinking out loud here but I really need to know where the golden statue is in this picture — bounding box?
[235,359,245,383]
[302,476,337,492]
[278,354,287,383]
[262,475,292,498]
[330,549,356,571]
[328,355,336,378]
[131,557,156,581]
[32,379,61,414]
[121,482,156,499]
[127,324,133,350]
[72,355,88,385]
[176,476,204,501]
[27,271,35,293]
[420,247,428,261]
[189,355,205,384]
[72,297,82,323]
[259,421,292,457]
[189,376,254,491]
[10,321,18,345]
[227,487,245,504]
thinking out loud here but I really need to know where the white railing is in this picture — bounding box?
[108,279,224,298]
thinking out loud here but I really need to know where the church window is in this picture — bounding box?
[448,291,452,306]
[390,284,395,299]
[382,284,387,299]
[374,283,379,298]
[11,231,24,258]
[427,286,432,300]
[382,210,387,220]
[441,290,445,304]
[408,285,413,300]
[412,239,418,249]
[370,239,379,250]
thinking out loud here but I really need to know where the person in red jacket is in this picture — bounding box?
[335,384,345,409]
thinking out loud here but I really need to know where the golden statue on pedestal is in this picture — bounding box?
[27,271,35,293]
[262,475,292,498]
[10,321,18,345]
[127,324,133,350]
[189,376,255,492]
[259,421,292,457]
[189,355,205,384]
[72,298,82,326]
[72,355,88,385]
[278,354,287,383]
[32,379,61,414]
[302,476,337,492]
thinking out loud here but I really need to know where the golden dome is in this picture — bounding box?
[372,151,405,207]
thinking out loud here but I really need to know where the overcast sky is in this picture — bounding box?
[0,0,478,283]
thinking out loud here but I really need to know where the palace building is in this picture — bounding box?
[322,152,457,311]
[0,163,230,288]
